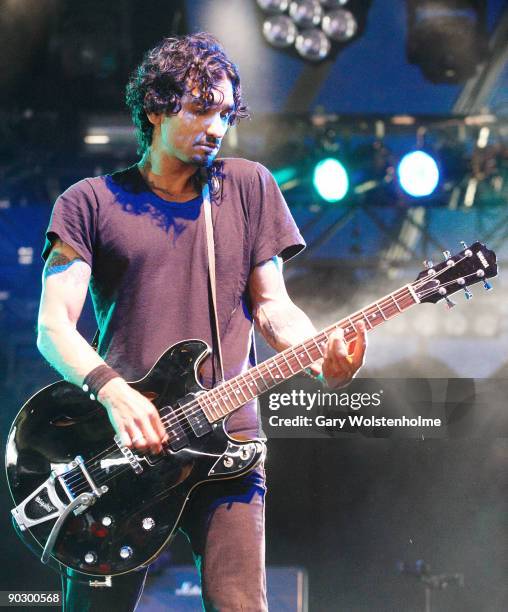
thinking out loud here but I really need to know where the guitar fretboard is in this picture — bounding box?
[197,283,419,422]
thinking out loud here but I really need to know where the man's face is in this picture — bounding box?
[157,75,234,166]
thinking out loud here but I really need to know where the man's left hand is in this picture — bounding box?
[311,321,367,389]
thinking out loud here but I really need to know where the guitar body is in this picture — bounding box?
[5,340,265,577]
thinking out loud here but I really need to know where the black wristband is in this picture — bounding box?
[82,365,120,400]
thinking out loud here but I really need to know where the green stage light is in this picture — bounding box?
[312,157,349,202]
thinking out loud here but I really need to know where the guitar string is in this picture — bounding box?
[66,263,482,491]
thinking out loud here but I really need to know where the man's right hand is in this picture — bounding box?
[97,378,168,455]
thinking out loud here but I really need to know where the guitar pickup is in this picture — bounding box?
[163,406,190,452]
[177,394,212,439]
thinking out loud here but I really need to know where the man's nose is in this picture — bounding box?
[206,113,227,140]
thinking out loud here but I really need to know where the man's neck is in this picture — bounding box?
[138,150,200,202]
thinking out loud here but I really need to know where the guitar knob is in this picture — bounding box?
[223,456,234,468]
[119,546,133,559]
[444,297,456,309]
[84,551,97,565]
[442,250,451,259]
[483,280,492,291]
[464,287,473,300]
[423,259,434,269]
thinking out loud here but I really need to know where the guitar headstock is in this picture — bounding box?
[413,242,498,305]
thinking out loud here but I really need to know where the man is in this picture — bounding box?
[38,33,366,611]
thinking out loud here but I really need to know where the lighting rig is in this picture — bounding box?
[255,0,372,61]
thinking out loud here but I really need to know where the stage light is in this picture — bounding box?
[320,0,350,6]
[257,0,289,13]
[295,28,331,60]
[84,134,110,145]
[289,0,323,27]
[406,0,488,83]
[397,151,440,197]
[313,158,349,202]
[263,15,298,47]
[272,166,299,185]
[322,9,357,41]
[256,0,371,61]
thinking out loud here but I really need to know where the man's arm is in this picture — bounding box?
[249,257,366,388]
[38,239,167,453]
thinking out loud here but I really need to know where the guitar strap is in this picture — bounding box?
[90,181,225,385]
[202,181,225,384]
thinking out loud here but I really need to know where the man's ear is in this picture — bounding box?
[146,112,163,127]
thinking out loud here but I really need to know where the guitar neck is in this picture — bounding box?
[198,283,420,423]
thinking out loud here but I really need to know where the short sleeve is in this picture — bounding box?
[249,162,305,267]
[41,179,97,267]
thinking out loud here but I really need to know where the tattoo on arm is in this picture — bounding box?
[254,302,298,351]
[44,251,87,282]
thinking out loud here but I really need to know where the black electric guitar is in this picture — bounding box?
[6,242,497,577]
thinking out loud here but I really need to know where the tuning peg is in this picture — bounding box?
[444,296,456,309]
[460,241,468,249]
[442,250,451,259]
[423,259,434,269]
[483,280,492,291]
[464,287,473,300]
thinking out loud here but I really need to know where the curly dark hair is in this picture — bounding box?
[126,32,248,155]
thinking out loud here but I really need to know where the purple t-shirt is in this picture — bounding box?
[43,158,305,436]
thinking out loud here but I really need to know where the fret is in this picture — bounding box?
[228,380,249,404]
[234,374,254,400]
[390,294,402,312]
[360,311,373,329]
[246,368,265,393]
[290,347,304,369]
[363,306,379,326]
[395,291,411,311]
[195,394,210,421]
[255,367,271,390]
[233,380,250,403]
[262,363,278,385]
[301,342,314,364]
[368,304,386,329]
[270,358,285,380]
[344,318,357,337]
[197,394,214,421]
[375,301,388,320]
[280,351,296,374]
[311,336,326,357]
[220,385,238,412]
[206,390,223,420]
[401,287,415,308]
